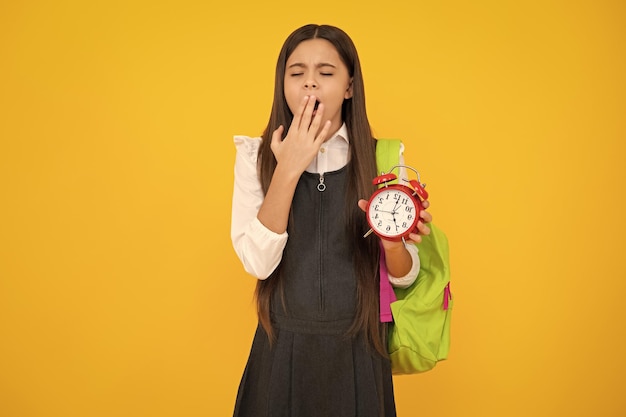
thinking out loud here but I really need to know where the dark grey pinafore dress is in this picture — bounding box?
[233,167,396,417]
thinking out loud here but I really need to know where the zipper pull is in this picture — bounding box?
[443,282,452,310]
[317,174,326,192]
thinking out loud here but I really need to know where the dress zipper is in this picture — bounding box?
[318,176,324,314]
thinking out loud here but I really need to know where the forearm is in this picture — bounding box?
[231,136,290,279]
[383,243,413,278]
[256,164,301,234]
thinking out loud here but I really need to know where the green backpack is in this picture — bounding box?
[376,139,453,375]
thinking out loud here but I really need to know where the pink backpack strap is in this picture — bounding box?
[379,244,397,323]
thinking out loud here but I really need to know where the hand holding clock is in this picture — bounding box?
[357,199,432,246]
[358,197,431,278]
[357,166,432,278]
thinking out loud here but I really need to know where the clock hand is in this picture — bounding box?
[390,200,399,215]
[391,213,399,230]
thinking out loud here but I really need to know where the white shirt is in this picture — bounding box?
[230,124,420,287]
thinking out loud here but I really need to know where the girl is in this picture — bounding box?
[231,24,431,417]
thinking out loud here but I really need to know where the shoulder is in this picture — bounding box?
[234,135,263,162]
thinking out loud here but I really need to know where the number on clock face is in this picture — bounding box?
[367,188,419,238]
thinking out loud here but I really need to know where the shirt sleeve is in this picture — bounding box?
[231,136,288,279]
[387,243,420,288]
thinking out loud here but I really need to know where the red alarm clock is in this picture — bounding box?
[364,165,429,242]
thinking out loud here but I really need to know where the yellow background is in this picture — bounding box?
[1,0,625,416]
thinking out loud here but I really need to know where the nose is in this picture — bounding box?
[304,78,317,90]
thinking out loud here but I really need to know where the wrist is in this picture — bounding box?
[382,240,409,255]
[273,162,303,185]
[382,241,413,278]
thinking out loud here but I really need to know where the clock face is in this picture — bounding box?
[367,186,420,240]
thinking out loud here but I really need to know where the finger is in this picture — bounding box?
[314,120,332,144]
[407,232,422,244]
[270,125,284,153]
[271,125,284,142]
[357,199,368,212]
[421,200,430,210]
[416,221,431,236]
[299,95,317,131]
[307,100,325,135]
[310,104,331,144]
[420,209,432,224]
[290,96,311,132]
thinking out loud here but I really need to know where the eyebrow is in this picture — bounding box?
[287,62,337,70]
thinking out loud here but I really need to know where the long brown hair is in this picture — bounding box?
[255,24,385,355]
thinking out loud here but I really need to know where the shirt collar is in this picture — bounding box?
[330,123,349,144]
